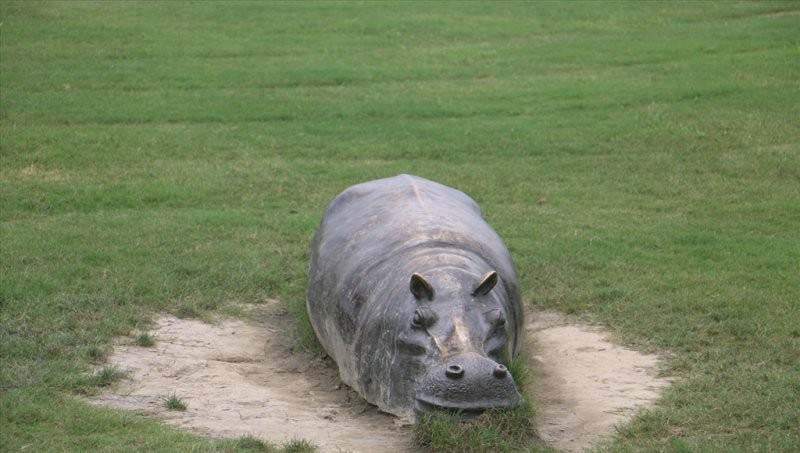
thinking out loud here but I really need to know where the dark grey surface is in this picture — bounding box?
[307,174,523,417]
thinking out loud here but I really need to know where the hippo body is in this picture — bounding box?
[307,174,523,418]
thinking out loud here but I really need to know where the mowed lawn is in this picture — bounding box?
[1,1,799,451]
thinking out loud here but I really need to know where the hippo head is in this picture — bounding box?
[397,270,522,417]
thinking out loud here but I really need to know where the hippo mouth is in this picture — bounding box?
[414,395,519,418]
[415,397,487,418]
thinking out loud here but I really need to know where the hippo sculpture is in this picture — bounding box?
[307,174,523,418]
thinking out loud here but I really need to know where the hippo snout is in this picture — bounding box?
[415,352,522,417]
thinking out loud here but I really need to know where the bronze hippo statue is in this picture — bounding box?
[307,174,523,418]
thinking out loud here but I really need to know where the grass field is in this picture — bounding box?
[2,1,799,451]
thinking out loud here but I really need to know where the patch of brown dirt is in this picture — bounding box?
[89,302,412,452]
[89,304,670,452]
[525,311,671,452]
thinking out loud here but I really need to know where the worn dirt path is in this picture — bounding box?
[89,303,670,452]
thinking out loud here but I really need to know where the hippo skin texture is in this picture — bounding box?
[307,174,523,418]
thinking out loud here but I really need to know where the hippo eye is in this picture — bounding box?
[411,308,437,329]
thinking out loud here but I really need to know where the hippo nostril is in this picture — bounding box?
[445,364,464,379]
[493,364,508,378]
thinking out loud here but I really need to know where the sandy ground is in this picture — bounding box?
[89,303,670,452]
[525,312,671,452]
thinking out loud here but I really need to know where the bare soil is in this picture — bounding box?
[525,311,671,452]
[89,303,670,452]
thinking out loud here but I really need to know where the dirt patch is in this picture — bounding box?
[525,311,671,452]
[89,304,669,452]
[89,302,412,452]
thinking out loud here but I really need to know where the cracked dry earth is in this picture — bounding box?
[89,301,670,452]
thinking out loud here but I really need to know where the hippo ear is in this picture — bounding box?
[472,271,498,296]
[410,273,434,301]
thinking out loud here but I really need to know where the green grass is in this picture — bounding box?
[134,332,155,347]
[164,393,187,412]
[415,402,540,453]
[1,1,798,451]
[80,366,126,394]
[228,437,316,453]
